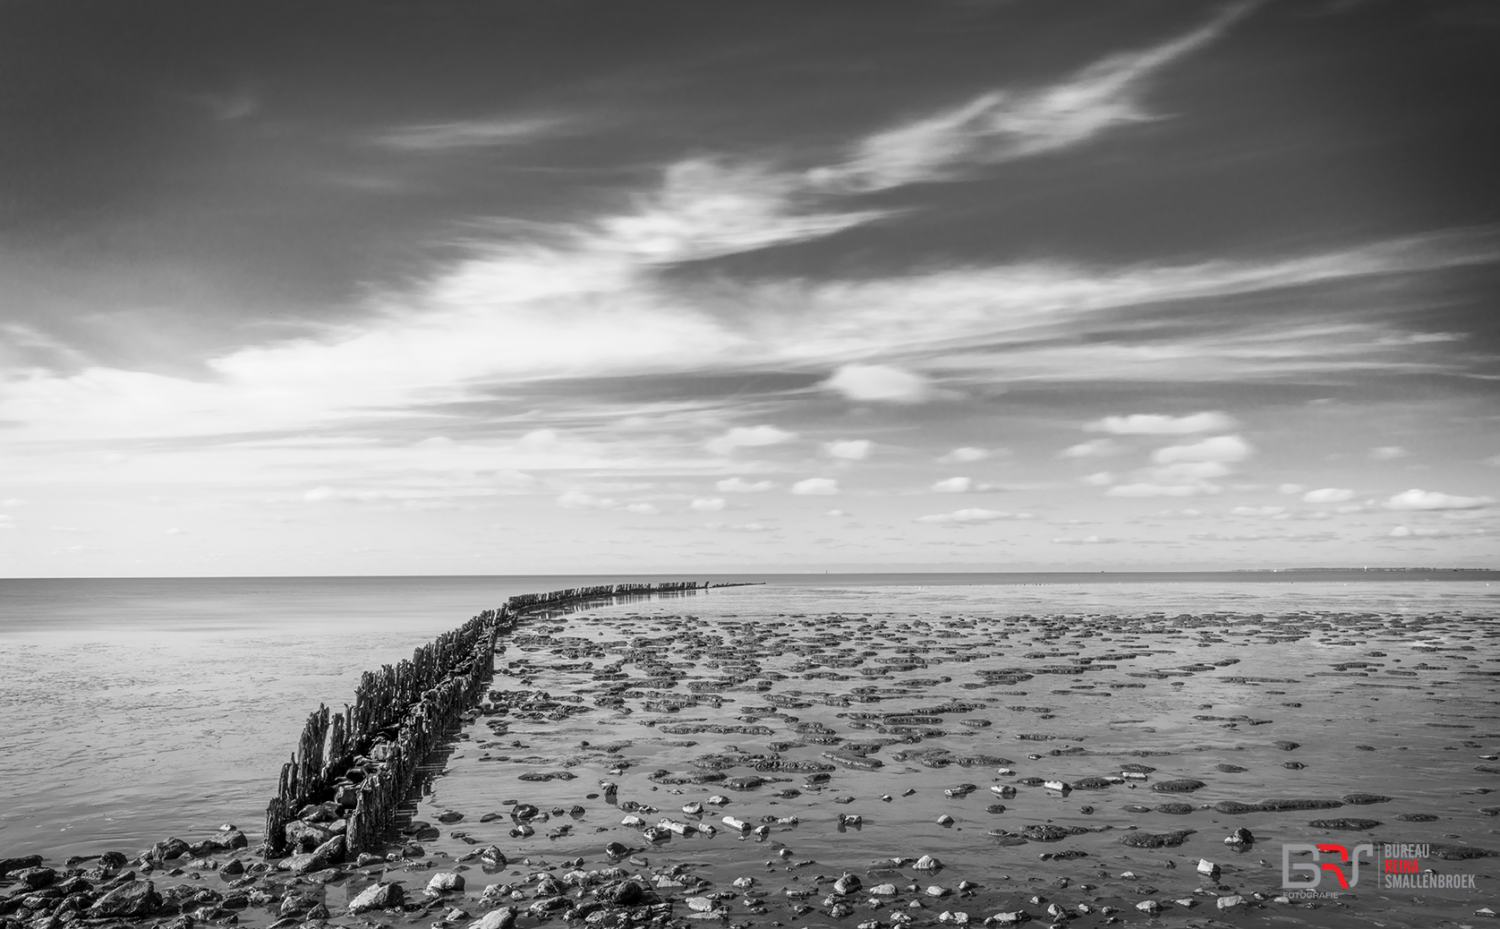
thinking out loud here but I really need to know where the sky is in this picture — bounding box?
[2,0,1499,576]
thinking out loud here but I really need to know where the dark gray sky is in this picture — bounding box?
[3,0,1498,575]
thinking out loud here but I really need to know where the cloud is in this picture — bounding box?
[556,490,657,514]
[1388,525,1455,539]
[706,425,796,455]
[825,509,847,517]
[1278,483,1306,495]
[691,498,726,512]
[1081,471,1115,486]
[931,477,973,493]
[1060,438,1123,458]
[1370,446,1409,460]
[716,477,775,493]
[1052,535,1121,544]
[1152,434,1253,464]
[374,115,567,151]
[824,439,873,460]
[1384,489,1493,511]
[705,521,770,533]
[1107,482,1222,498]
[791,478,839,495]
[1303,487,1355,503]
[824,364,934,403]
[937,447,992,464]
[1153,461,1232,482]
[1093,412,1237,436]
[916,508,1033,524]
[815,3,1254,191]
[1230,505,1286,517]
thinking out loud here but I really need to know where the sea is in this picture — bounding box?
[1,571,1497,863]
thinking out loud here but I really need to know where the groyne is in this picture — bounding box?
[261,580,749,861]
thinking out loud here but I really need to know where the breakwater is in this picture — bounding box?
[261,580,738,862]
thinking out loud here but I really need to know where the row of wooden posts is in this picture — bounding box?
[503,581,706,613]
[260,581,715,858]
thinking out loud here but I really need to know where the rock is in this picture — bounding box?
[835,875,862,895]
[1225,828,1254,845]
[937,815,955,826]
[278,835,345,873]
[479,845,507,866]
[1217,895,1246,910]
[99,851,128,869]
[12,867,56,890]
[1196,859,1219,877]
[1119,830,1195,849]
[220,858,245,875]
[927,886,950,897]
[871,884,899,896]
[427,872,465,894]
[1135,900,1160,914]
[149,838,191,861]
[1150,779,1206,793]
[285,821,335,852]
[0,856,43,879]
[470,906,517,929]
[1308,818,1380,830]
[347,881,404,914]
[914,855,942,871]
[1342,793,1391,805]
[437,810,464,824]
[606,881,645,906]
[88,880,162,918]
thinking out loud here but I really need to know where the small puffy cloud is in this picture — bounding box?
[791,478,840,495]
[1152,435,1252,464]
[824,439,873,460]
[937,447,991,464]
[825,509,847,517]
[1230,505,1286,517]
[1060,438,1122,458]
[1153,461,1231,482]
[518,429,559,450]
[1385,488,1493,511]
[705,521,770,533]
[706,425,795,455]
[1081,471,1115,486]
[557,490,657,514]
[1388,525,1450,539]
[1278,483,1306,495]
[1107,482,1221,498]
[1370,446,1408,460]
[716,477,775,493]
[932,477,973,493]
[824,364,933,403]
[557,490,615,509]
[691,498,726,512]
[916,508,1032,524]
[1087,411,1235,435]
[1053,535,1120,544]
[1303,487,1355,504]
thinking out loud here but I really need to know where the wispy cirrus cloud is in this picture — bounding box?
[373,114,568,151]
[814,3,1257,191]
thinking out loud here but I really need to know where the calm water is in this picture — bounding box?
[1,573,1496,862]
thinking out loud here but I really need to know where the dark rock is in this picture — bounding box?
[149,838,191,862]
[1151,779,1206,793]
[0,858,42,880]
[1120,830,1195,848]
[284,821,335,853]
[12,869,56,890]
[87,880,161,918]
[1428,843,1498,860]
[1308,818,1381,830]
[1342,793,1391,805]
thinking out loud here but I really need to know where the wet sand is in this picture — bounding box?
[6,586,1499,928]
